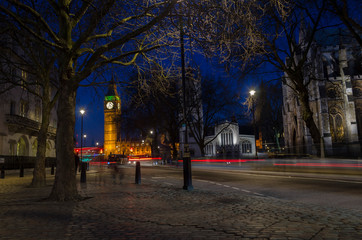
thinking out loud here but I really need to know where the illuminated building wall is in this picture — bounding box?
[118,141,151,156]
[104,80,121,158]
[282,28,361,157]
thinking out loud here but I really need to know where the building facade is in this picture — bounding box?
[103,80,121,158]
[282,29,362,157]
[103,80,152,158]
[0,78,57,160]
[0,35,57,162]
[204,121,256,158]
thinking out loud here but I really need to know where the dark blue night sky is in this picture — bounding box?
[74,53,269,147]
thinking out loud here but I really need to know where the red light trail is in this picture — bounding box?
[274,163,362,168]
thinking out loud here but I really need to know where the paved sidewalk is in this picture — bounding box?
[1,166,362,240]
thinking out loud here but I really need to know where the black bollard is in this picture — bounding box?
[80,162,86,183]
[19,164,24,177]
[135,161,141,184]
[51,164,55,175]
[1,165,4,179]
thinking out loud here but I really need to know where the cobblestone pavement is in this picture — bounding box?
[1,166,362,240]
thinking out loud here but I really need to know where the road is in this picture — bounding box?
[119,164,362,211]
[3,164,362,239]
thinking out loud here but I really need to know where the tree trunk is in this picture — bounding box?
[30,108,50,187]
[299,90,324,157]
[31,79,53,188]
[199,142,205,157]
[48,82,80,201]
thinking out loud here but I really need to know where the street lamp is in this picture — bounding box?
[249,90,258,159]
[80,109,86,183]
[180,9,193,191]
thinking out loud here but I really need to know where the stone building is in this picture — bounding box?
[0,88,57,160]
[103,79,122,158]
[282,29,362,157]
[103,80,151,158]
[0,70,57,163]
[204,121,256,158]
[0,31,57,165]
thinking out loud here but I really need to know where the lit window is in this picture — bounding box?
[20,100,28,117]
[35,100,41,122]
[21,70,27,89]
[329,109,344,143]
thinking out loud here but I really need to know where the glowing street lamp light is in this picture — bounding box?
[249,90,258,159]
[80,108,86,183]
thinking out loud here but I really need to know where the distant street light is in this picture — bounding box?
[249,90,258,159]
[150,130,153,134]
[80,109,86,183]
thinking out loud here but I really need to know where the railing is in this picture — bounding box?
[0,155,56,170]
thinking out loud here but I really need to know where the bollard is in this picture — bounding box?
[51,164,55,175]
[80,162,86,183]
[1,165,4,179]
[135,161,141,184]
[19,165,24,177]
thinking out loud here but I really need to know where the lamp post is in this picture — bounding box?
[180,11,193,191]
[249,90,258,159]
[80,109,86,183]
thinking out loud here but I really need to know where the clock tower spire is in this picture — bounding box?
[104,76,121,158]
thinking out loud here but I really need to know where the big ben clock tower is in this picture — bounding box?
[104,78,121,158]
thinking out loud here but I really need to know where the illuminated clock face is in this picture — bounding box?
[106,102,114,109]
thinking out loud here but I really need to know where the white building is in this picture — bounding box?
[0,36,57,165]
[0,86,57,159]
[204,121,256,158]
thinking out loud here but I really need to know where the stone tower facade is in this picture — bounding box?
[104,80,121,158]
[282,29,362,157]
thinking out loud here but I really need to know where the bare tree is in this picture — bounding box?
[0,24,59,187]
[326,0,362,46]
[255,81,284,152]
[197,0,329,156]
[186,73,241,157]
[0,0,177,201]
[123,66,181,159]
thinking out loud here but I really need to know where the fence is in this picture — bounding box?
[0,155,56,170]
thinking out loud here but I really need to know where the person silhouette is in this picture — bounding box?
[74,152,80,173]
